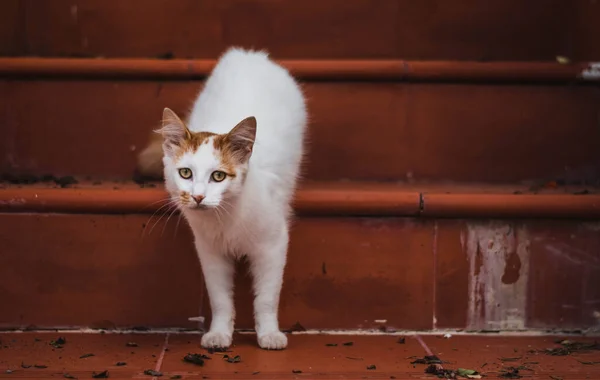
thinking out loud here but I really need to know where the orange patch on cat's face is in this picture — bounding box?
[173,131,215,160]
[172,130,243,176]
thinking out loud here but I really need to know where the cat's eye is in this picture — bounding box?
[178,168,193,179]
[211,171,226,182]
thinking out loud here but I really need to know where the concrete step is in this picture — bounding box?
[0,181,599,331]
[1,58,599,182]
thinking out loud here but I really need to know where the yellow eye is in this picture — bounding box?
[178,168,192,179]
[211,171,226,182]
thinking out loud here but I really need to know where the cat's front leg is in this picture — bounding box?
[196,239,236,349]
[249,227,289,350]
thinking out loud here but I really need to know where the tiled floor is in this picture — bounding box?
[0,333,599,379]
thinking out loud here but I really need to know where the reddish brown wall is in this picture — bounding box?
[2,80,599,183]
[1,0,599,60]
[1,213,598,331]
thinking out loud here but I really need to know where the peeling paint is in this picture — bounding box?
[0,198,26,206]
[580,62,600,80]
[466,223,530,331]
[545,244,600,268]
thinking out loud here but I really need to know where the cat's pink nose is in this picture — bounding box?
[192,195,205,204]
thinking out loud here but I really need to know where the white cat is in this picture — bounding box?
[150,48,306,350]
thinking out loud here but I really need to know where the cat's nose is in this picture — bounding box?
[192,195,205,204]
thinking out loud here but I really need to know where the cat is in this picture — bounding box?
[141,47,307,350]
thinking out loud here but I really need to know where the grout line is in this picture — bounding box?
[432,221,438,330]
[414,334,434,356]
[152,333,169,379]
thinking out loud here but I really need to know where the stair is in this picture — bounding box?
[1,0,600,349]
[2,1,600,378]
[1,180,599,332]
[1,332,600,379]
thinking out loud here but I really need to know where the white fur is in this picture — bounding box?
[162,47,306,349]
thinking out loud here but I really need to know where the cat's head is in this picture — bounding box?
[156,108,256,211]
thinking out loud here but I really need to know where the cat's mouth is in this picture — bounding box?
[187,203,211,211]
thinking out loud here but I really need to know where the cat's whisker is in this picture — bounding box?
[140,197,173,211]
[147,204,177,236]
[142,200,176,238]
[146,201,178,236]
[173,212,184,239]
[161,205,181,236]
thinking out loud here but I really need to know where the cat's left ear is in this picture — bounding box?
[226,116,257,162]
[154,107,192,157]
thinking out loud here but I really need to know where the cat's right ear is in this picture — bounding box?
[154,108,191,157]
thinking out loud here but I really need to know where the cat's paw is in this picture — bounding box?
[201,331,232,349]
[257,331,288,350]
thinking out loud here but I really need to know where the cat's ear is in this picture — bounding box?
[226,116,257,163]
[154,108,191,156]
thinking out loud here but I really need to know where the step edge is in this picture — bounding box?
[2,186,600,218]
[421,193,600,218]
[0,58,597,83]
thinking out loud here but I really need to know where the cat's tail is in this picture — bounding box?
[135,131,164,179]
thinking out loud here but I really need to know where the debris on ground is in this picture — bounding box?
[542,340,600,356]
[498,367,522,379]
[115,362,126,366]
[367,365,377,370]
[170,376,182,379]
[79,353,94,359]
[325,343,338,347]
[425,364,457,379]
[410,355,444,365]
[54,176,78,188]
[342,341,354,346]
[457,368,482,379]
[183,353,207,366]
[21,362,32,368]
[288,322,306,332]
[63,374,77,379]
[0,173,80,188]
[50,337,66,348]
[292,369,302,374]
[207,347,230,354]
[444,333,452,339]
[397,337,406,344]
[346,356,363,361]
[125,342,138,347]
[424,365,482,379]
[577,360,600,365]
[223,354,241,363]
[92,370,109,378]
[144,369,163,376]
[34,364,48,369]
[499,357,522,362]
